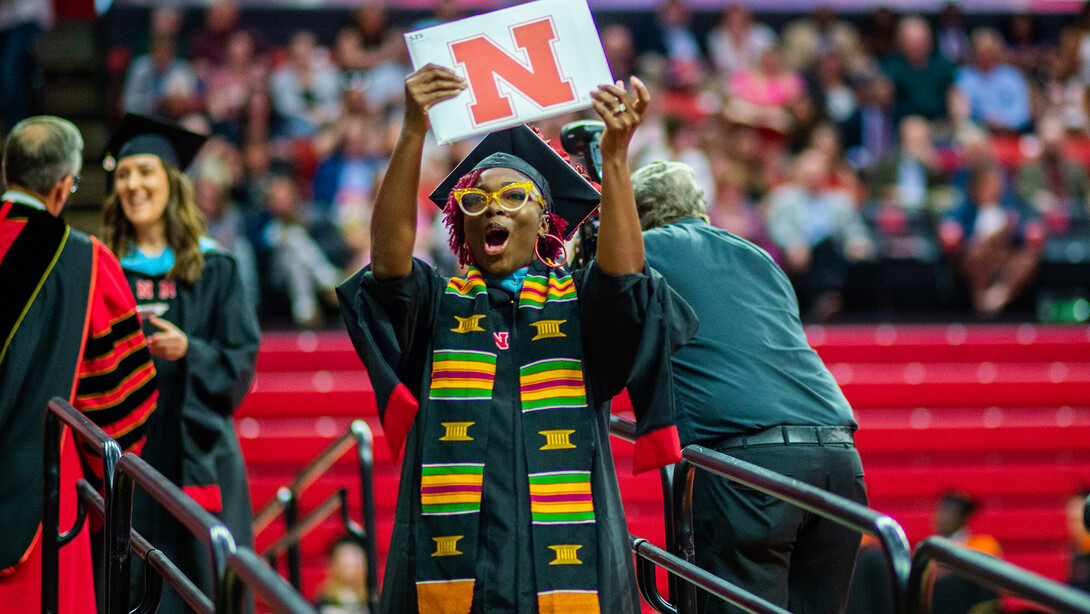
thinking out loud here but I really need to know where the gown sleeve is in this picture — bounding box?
[74,238,158,459]
[578,262,699,474]
[184,253,261,416]
[336,258,441,460]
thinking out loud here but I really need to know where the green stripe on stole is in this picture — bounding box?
[416,262,600,614]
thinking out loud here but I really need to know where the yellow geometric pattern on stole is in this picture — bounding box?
[417,579,475,614]
[539,429,576,450]
[530,319,566,340]
[537,590,601,614]
[547,544,583,564]
[452,314,486,333]
[439,421,475,441]
[431,535,465,557]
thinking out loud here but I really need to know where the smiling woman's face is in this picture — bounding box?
[462,167,547,277]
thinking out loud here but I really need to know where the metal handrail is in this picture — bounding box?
[111,453,238,614]
[630,535,790,614]
[253,419,378,612]
[43,397,123,614]
[220,547,319,614]
[907,537,1090,614]
[76,480,213,614]
[262,488,348,559]
[607,416,912,614]
[679,445,911,614]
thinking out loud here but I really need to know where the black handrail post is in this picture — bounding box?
[671,460,698,614]
[350,419,380,613]
[283,489,302,590]
[876,515,912,614]
[659,465,677,605]
[106,465,137,614]
[42,409,63,614]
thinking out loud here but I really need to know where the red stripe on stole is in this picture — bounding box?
[529,493,591,503]
[520,378,583,392]
[430,370,494,380]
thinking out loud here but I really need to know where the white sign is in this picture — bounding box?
[404,0,613,145]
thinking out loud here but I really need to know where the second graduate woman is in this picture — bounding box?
[338,65,697,613]
[102,113,260,613]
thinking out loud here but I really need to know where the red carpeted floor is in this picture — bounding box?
[236,324,1090,605]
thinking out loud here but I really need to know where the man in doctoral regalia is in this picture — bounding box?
[0,115,158,613]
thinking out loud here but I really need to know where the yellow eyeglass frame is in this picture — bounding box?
[452,181,545,216]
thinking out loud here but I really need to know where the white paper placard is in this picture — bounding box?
[404,0,613,145]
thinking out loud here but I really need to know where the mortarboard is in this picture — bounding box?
[428,125,600,241]
[103,113,208,171]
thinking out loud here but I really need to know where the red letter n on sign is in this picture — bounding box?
[450,18,576,126]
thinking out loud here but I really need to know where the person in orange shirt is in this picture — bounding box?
[930,491,1002,614]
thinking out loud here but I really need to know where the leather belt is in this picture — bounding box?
[713,425,855,450]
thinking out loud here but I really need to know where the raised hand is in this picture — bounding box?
[403,63,468,134]
[590,76,651,161]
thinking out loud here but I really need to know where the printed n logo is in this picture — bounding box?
[450,18,576,126]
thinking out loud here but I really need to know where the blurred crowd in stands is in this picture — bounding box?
[93,1,1090,325]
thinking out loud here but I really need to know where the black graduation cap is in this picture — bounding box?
[428,125,600,241]
[103,113,208,171]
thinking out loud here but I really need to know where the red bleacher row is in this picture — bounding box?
[236,325,1090,600]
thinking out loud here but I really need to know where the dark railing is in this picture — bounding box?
[253,419,379,614]
[42,397,317,614]
[674,445,912,614]
[608,415,912,614]
[43,397,123,614]
[907,537,1090,614]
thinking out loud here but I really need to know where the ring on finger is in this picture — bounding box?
[614,103,627,114]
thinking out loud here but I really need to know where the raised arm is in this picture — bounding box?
[370,64,466,279]
[590,76,651,276]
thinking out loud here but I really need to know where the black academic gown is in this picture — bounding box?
[122,248,259,613]
[339,259,696,614]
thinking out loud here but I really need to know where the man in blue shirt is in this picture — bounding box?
[633,161,867,614]
[955,28,1031,133]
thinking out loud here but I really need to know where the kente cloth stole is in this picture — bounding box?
[416,263,602,614]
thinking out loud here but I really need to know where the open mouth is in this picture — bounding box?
[483,225,510,256]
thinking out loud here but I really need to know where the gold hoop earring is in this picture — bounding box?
[534,232,568,268]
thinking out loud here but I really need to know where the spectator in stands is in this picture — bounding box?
[634,160,866,614]
[193,156,261,306]
[271,31,342,139]
[842,74,898,170]
[0,0,51,131]
[706,4,776,79]
[0,115,156,614]
[956,28,1032,134]
[940,163,1044,317]
[601,24,639,83]
[122,33,199,119]
[314,535,370,614]
[1017,114,1090,234]
[1040,29,1088,134]
[1007,13,1048,80]
[936,2,970,65]
[869,116,946,215]
[780,6,861,73]
[863,6,899,58]
[189,0,240,79]
[313,114,387,215]
[811,50,858,129]
[880,16,956,122]
[1066,490,1090,593]
[930,491,1002,614]
[766,148,874,320]
[205,29,268,142]
[725,47,807,135]
[101,114,259,614]
[256,174,342,329]
[651,0,705,88]
[342,2,411,111]
[338,64,690,614]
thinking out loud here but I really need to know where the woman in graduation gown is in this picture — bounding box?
[101,113,261,612]
[338,65,697,614]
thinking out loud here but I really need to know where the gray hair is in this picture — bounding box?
[631,161,709,231]
[2,116,84,196]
